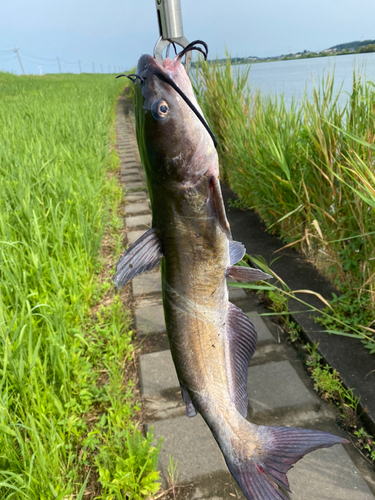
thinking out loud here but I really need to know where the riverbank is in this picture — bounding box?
[191,39,375,68]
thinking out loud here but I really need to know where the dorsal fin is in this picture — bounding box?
[226,302,257,417]
[209,176,232,239]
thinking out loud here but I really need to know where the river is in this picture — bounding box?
[236,52,375,105]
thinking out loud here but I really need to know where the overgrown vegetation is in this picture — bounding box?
[195,59,375,353]
[304,341,375,462]
[0,72,160,498]
[229,257,375,463]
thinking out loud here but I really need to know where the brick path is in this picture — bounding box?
[116,96,375,500]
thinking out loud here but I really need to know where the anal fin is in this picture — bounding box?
[113,228,163,289]
[226,302,257,417]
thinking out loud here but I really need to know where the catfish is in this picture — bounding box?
[114,42,347,500]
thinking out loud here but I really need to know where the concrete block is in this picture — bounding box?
[126,191,148,203]
[149,415,228,484]
[124,181,146,190]
[125,214,152,228]
[135,299,165,335]
[127,230,145,246]
[139,350,183,420]
[289,444,375,499]
[133,271,161,297]
[121,167,140,176]
[125,202,150,216]
[139,350,178,398]
[121,161,138,169]
[121,174,142,183]
[247,360,316,418]
[119,153,135,160]
[245,311,275,344]
[226,278,247,301]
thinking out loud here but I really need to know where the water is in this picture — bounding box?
[237,52,375,105]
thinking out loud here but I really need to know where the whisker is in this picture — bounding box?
[116,73,144,84]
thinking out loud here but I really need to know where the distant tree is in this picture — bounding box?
[359,44,375,53]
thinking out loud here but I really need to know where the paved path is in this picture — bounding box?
[116,96,375,499]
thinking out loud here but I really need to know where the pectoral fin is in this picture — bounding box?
[226,302,257,417]
[113,228,163,289]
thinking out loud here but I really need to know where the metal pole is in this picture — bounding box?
[155,0,184,40]
[78,60,82,73]
[14,48,25,75]
[57,56,61,73]
[92,63,95,73]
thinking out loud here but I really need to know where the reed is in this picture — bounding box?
[195,60,375,352]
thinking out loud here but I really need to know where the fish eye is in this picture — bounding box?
[151,99,169,120]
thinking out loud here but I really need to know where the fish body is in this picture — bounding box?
[115,51,347,500]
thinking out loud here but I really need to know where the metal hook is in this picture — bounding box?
[177,40,208,61]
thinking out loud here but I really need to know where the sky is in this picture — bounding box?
[0,0,374,75]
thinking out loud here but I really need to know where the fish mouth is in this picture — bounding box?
[137,40,209,82]
[136,53,180,82]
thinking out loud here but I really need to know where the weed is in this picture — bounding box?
[167,455,179,500]
[316,290,375,353]
[353,428,375,461]
[227,197,249,211]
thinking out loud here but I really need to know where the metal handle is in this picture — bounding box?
[156,0,184,40]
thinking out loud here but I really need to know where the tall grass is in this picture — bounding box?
[195,60,375,352]
[0,72,160,498]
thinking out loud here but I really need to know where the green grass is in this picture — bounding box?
[0,72,161,498]
[194,59,375,352]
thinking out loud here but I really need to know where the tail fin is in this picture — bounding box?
[226,424,348,500]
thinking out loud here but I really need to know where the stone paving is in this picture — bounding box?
[116,97,375,499]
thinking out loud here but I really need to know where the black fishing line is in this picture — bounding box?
[154,70,217,149]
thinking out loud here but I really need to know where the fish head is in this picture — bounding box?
[133,54,218,184]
